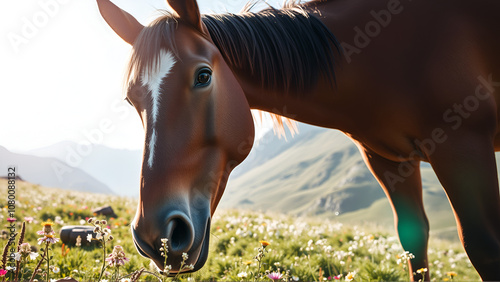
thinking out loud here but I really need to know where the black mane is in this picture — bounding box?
[202,6,341,94]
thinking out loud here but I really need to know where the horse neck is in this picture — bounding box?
[233,65,350,131]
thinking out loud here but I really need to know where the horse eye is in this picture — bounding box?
[195,68,212,88]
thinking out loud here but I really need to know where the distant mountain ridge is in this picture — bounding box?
[24,142,142,196]
[0,146,114,194]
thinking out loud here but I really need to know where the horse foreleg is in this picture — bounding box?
[360,148,430,281]
[427,133,500,281]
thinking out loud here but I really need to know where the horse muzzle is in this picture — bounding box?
[131,210,211,275]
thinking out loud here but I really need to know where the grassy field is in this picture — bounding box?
[0,180,480,281]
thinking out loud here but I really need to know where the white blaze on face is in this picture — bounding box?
[141,50,176,169]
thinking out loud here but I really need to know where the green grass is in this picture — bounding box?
[0,180,480,281]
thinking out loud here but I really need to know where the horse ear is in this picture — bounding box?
[167,0,203,32]
[97,0,144,45]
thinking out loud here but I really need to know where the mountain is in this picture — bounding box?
[25,142,142,196]
[222,124,383,214]
[0,146,114,194]
[220,123,471,240]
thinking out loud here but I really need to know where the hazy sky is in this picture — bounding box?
[1,0,282,152]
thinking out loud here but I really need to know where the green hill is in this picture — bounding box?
[222,123,500,241]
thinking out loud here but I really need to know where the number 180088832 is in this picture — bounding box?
[7,167,16,216]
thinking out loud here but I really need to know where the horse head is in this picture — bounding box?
[97,0,255,274]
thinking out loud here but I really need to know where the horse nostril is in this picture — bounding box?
[165,214,195,255]
[171,219,188,250]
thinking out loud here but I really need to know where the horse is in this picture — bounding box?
[96,0,500,280]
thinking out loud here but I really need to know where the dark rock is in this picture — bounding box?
[59,226,96,246]
[92,206,118,218]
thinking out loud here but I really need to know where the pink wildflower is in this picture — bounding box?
[106,245,130,267]
[24,217,34,223]
[38,235,59,245]
[267,272,283,281]
[37,221,59,245]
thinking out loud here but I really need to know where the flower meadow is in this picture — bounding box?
[0,180,480,281]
